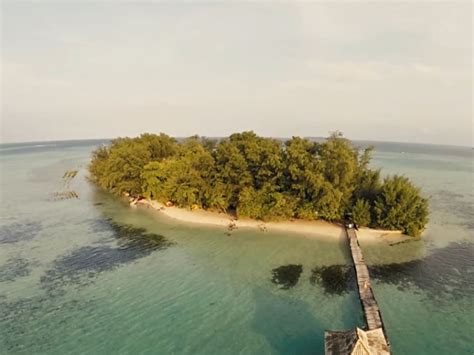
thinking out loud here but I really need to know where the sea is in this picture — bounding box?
[0,139,472,355]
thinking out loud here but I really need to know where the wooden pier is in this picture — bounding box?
[346,227,385,331]
[324,226,390,354]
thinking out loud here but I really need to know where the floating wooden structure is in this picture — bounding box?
[62,170,78,188]
[62,170,78,180]
[324,226,390,355]
[51,170,80,200]
[51,190,79,200]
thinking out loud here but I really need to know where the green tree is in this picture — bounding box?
[141,161,168,200]
[89,145,110,188]
[229,131,283,189]
[374,175,429,236]
[101,139,151,195]
[283,137,319,199]
[214,140,252,209]
[237,186,261,219]
[90,131,429,236]
[353,169,381,202]
[141,140,215,208]
[237,185,296,220]
[138,133,178,161]
[316,132,359,214]
[351,199,372,226]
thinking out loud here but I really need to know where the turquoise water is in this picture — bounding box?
[0,140,472,354]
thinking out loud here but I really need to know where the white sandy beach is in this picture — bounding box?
[132,198,408,244]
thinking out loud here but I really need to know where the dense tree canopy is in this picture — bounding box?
[89,132,429,236]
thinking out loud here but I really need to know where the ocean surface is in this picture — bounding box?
[0,139,472,355]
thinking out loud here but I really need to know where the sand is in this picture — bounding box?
[131,198,409,244]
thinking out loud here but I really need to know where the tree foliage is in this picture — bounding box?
[351,199,372,227]
[89,131,429,236]
[374,175,429,237]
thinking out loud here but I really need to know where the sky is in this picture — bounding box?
[1,1,472,146]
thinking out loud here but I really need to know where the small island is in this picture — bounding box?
[89,132,428,237]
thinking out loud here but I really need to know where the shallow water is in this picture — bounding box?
[0,140,472,354]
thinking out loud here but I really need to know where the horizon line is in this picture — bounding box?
[0,135,472,149]
[0,135,474,149]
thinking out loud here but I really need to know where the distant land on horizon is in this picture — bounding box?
[1,135,471,160]
[0,135,472,148]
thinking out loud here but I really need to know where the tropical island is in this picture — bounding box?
[89,132,428,237]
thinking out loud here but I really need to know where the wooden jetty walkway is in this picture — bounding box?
[324,226,390,355]
[346,227,385,331]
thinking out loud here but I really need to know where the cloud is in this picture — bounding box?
[1,1,472,145]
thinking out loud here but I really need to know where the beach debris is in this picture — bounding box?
[225,221,237,236]
[165,201,174,207]
[258,223,267,232]
[129,197,151,207]
[227,221,238,231]
[129,197,139,207]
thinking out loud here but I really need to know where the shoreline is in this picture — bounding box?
[130,197,409,244]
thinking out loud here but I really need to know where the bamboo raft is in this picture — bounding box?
[51,170,80,201]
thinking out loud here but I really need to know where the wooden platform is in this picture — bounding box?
[325,328,390,355]
[346,228,385,331]
[323,227,390,354]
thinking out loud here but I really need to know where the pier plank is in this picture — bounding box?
[346,227,389,339]
[324,226,390,354]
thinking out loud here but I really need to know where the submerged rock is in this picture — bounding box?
[369,241,474,301]
[271,264,303,289]
[0,295,95,352]
[0,258,31,282]
[41,220,174,294]
[310,265,355,295]
[433,190,474,230]
[0,221,41,244]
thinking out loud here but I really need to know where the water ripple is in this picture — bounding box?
[0,221,42,244]
[369,242,474,301]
